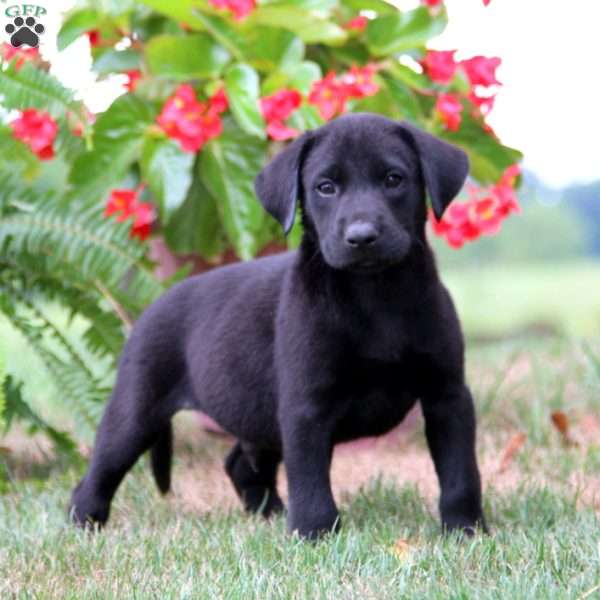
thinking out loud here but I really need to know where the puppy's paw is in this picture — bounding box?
[69,481,110,529]
[442,516,489,538]
[288,509,340,540]
[242,486,285,518]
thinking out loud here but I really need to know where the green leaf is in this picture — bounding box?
[265,0,338,10]
[366,6,447,56]
[200,121,268,259]
[141,137,194,222]
[350,83,401,119]
[145,34,230,80]
[0,63,84,120]
[382,74,422,122]
[93,49,142,74]
[57,9,100,51]
[442,113,523,184]
[331,42,371,67]
[341,0,396,14]
[249,7,348,45]
[288,61,322,94]
[262,60,321,96]
[137,0,207,29]
[225,64,266,139]
[164,168,227,258]
[385,61,430,90]
[190,11,247,61]
[287,103,324,131]
[242,28,304,72]
[71,95,156,202]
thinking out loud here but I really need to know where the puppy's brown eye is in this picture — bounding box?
[317,181,336,196]
[384,173,404,188]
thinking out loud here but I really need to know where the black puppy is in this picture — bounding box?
[70,113,485,538]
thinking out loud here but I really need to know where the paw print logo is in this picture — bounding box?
[5,16,45,48]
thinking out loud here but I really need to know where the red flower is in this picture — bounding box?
[461,56,501,87]
[500,163,520,187]
[124,70,142,92]
[469,91,495,115]
[429,203,481,249]
[422,0,444,6]
[429,164,521,248]
[492,165,521,217]
[341,64,380,99]
[308,66,379,121]
[308,72,348,121]
[435,93,463,131]
[1,43,39,70]
[130,202,155,241]
[209,0,256,20]
[468,196,503,235]
[157,85,227,153]
[483,0,492,5]
[260,89,302,141]
[104,189,139,220]
[209,87,229,114]
[344,16,369,31]
[421,50,458,85]
[104,188,155,241]
[86,30,102,47]
[10,109,58,161]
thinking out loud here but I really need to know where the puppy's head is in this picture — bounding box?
[255,113,468,273]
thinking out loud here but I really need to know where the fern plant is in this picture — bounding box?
[0,183,167,449]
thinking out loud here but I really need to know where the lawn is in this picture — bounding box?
[1,262,600,599]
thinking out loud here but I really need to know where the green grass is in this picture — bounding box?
[1,261,600,599]
[1,475,598,599]
[442,260,600,338]
[1,336,599,599]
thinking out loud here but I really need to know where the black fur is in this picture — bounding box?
[70,113,485,538]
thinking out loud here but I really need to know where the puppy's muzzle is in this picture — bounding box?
[344,221,379,249]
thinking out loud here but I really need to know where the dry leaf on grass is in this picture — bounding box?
[551,410,578,446]
[389,538,412,561]
[498,432,527,473]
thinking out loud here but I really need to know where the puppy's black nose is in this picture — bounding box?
[345,222,379,248]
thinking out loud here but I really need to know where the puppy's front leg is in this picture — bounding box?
[421,383,486,535]
[280,407,339,540]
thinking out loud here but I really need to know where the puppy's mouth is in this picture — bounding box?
[347,257,398,274]
[325,254,403,274]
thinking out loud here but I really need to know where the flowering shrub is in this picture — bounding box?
[0,0,521,261]
[0,0,520,449]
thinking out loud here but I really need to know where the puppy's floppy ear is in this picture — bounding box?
[399,122,469,220]
[254,132,312,235]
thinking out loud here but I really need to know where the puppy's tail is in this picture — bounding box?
[150,424,173,494]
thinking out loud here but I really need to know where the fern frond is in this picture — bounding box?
[0,282,108,439]
[1,253,126,359]
[0,199,165,311]
[2,375,77,455]
[0,126,41,180]
[0,63,85,120]
[0,352,5,428]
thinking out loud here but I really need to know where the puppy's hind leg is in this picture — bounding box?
[225,443,284,518]
[69,375,177,528]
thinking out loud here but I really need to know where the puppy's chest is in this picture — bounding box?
[353,310,411,362]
